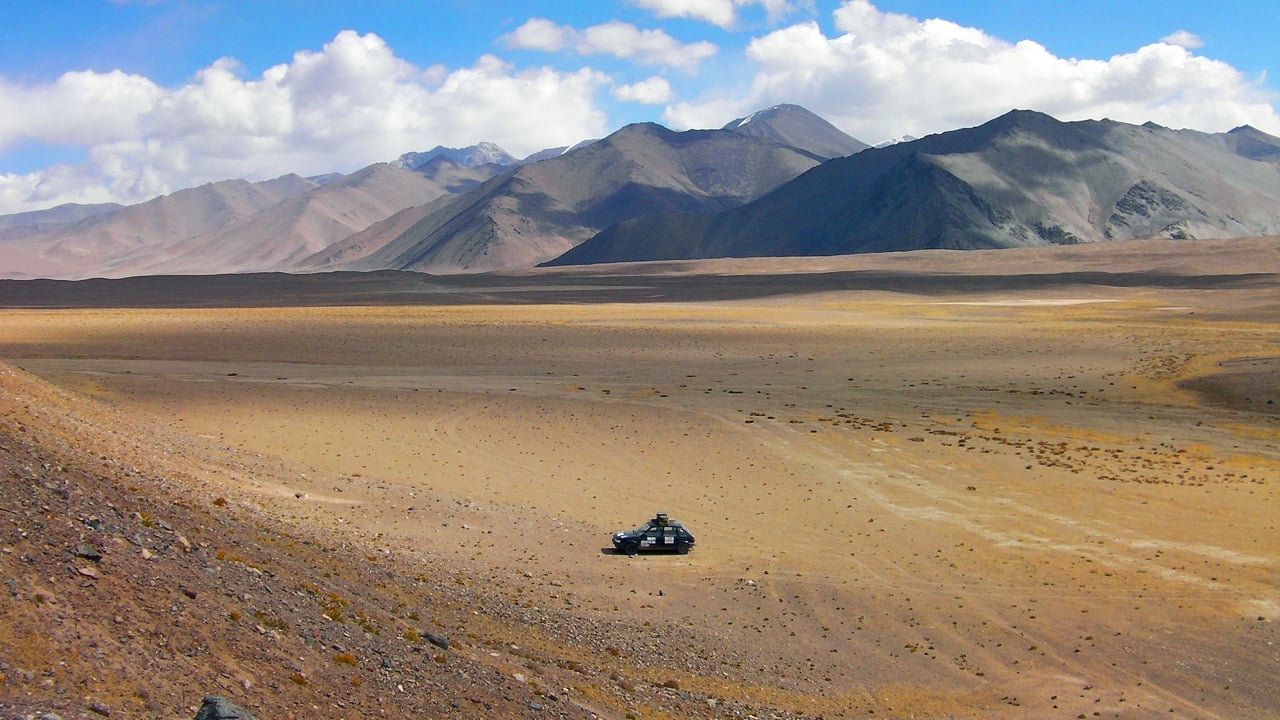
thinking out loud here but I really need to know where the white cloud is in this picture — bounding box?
[613,76,673,104]
[1161,30,1203,50]
[503,18,717,72]
[502,17,570,52]
[0,30,611,214]
[665,0,1280,144]
[0,69,162,148]
[629,0,801,29]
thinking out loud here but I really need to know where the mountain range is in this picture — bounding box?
[1,105,1277,280]
[339,115,834,273]
[549,110,1280,266]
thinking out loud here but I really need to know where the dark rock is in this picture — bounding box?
[424,631,450,650]
[194,694,259,720]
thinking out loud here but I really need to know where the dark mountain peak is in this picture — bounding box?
[1223,124,1280,162]
[722,104,814,128]
[1226,124,1280,145]
[607,122,676,140]
[984,108,1064,133]
[722,104,869,159]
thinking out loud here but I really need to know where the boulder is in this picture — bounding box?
[194,695,259,720]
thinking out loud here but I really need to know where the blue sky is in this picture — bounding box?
[1,0,1277,214]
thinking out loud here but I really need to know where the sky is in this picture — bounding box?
[1,0,1277,215]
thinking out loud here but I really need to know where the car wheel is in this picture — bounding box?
[624,540,639,557]
[676,542,691,555]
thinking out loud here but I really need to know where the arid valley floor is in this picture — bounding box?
[2,238,1279,719]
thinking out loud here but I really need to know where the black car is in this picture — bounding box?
[612,513,695,556]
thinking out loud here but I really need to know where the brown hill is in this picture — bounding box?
[0,160,504,280]
[0,177,315,280]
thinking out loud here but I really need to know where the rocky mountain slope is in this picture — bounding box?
[343,122,827,273]
[548,110,1280,266]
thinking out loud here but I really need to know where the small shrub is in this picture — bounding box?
[334,652,357,666]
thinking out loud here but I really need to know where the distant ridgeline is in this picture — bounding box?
[2,106,1278,281]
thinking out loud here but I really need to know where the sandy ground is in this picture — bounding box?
[2,242,1280,718]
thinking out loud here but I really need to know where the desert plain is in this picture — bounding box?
[2,237,1279,719]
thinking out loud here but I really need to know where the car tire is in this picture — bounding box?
[676,542,691,555]
[624,541,639,557]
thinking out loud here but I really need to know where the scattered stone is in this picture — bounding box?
[75,543,103,561]
[77,566,100,579]
[424,631,450,650]
[194,694,259,720]
[88,699,111,716]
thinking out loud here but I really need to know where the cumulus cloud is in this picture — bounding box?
[630,0,801,28]
[0,30,610,214]
[613,76,674,104]
[664,0,1280,144]
[501,17,570,52]
[0,69,162,148]
[503,18,717,71]
[1161,30,1203,50]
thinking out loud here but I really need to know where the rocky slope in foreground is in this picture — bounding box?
[0,364,770,719]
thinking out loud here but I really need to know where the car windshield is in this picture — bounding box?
[632,521,657,533]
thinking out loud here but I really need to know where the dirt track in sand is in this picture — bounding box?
[3,241,1280,719]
